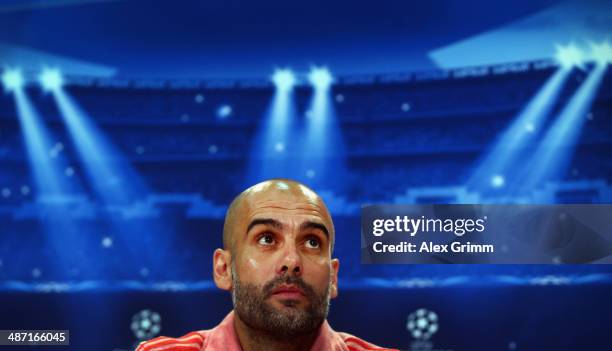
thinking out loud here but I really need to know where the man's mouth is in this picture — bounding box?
[271,284,305,299]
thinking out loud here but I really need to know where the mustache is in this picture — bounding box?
[262,275,317,299]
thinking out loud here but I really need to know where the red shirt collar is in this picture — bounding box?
[202,310,348,351]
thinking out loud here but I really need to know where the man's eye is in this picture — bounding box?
[305,237,321,249]
[258,233,275,246]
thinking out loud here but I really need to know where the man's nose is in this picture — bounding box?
[278,241,302,277]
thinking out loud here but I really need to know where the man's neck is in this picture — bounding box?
[233,313,320,351]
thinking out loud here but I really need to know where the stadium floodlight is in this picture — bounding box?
[39,68,63,92]
[308,66,333,90]
[271,68,296,91]
[554,43,585,69]
[2,68,24,92]
[248,69,300,182]
[490,174,505,188]
[466,66,570,195]
[518,56,607,192]
[589,41,612,66]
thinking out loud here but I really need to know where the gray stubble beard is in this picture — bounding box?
[231,262,331,341]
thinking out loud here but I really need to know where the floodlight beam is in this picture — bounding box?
[2,68,24,92]
[39,68,64,92]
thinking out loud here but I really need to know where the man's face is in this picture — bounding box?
[228,182,339,339]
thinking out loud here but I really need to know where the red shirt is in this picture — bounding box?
[136,310,397,351]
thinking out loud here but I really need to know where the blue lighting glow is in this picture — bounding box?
[13,89,74,197]
[10,85,90,278]
[589,41,612,66]
[271,68,296,91]
[39,68,64,92]
[217,104,232,119]
[274,141,285,153]
[302,66,346,189]
[491,175,505,188]
[51,89,141,205]
[48,86,180,279]
[519,63,608,191]
[467,68,571,196]
[554,43,584,69]
[247,69,299,183]
[308,66,333,90]
[2,68,24,92]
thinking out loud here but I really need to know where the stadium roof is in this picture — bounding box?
[0,0,609,78]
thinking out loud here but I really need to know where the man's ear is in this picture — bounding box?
[213,248,232,291]
[330,258,340,299]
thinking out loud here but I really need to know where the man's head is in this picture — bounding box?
[213,179,339,340]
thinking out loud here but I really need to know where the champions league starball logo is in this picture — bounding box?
[131,309,162,340]
[407,308,444,351]
[407,308,438,340]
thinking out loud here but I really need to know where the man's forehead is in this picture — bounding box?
[243,185,328,219]
[247,180,320,201]
[235,180,332,227]
[247,202,330,227]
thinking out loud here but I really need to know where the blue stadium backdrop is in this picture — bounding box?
[0,0,611,350]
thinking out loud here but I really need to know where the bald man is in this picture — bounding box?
[136,179,397,351]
